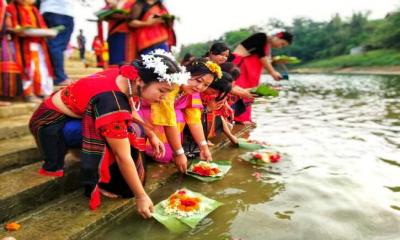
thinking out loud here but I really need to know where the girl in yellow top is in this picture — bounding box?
[139,57,222,172]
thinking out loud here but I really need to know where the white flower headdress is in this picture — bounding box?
[141,49,191,85]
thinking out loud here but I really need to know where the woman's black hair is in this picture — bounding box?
[182,53,194,62]
[181,52,195,66]
[220,62,241,81]
[186,58,218,80]
[209,42,230,55]
[209,71,233,101]
[277,31,294,44]
[132,54,180,84]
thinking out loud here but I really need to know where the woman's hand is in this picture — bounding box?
[174,154,188,173]
[136,194,154,219]
[232,86,255,99]
[148,134,165,159]
[199,145,212,162]
[207,99,224,111]
[271,71,282,81]
[147,15,164,26]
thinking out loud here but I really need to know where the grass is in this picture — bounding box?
[300,49,400,69]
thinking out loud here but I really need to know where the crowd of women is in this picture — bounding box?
[2,0,293,219]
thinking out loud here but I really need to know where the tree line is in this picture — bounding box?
[178,9,400,64]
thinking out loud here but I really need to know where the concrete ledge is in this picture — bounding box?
[0,135,41,173]
[0,125,252,240]
[65,68,101,76]
[0,151,81,223]
[0,103,37,118]
[0,115,31,140]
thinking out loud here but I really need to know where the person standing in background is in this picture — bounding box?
[77,29,86,66]
[128,0,174,56]
[92,35,105,68]
[7,0,54,102]
[104,0,136,66]
[40,0,74,86]
[0,0,22,106]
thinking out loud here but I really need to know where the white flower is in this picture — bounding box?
[141,50,190,85]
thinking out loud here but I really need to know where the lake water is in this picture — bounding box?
[95,74,400,240]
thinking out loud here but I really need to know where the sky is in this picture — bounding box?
[72,0,400,50]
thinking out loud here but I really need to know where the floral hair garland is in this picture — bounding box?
[141,49,191,85]
[204,61,223,79]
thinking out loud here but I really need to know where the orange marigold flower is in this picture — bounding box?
[5,222,21,231]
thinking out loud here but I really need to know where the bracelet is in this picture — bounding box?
[199,140,208,147]
[173,148,185,157]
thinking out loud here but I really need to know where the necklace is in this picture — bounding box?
[127,78,141,111]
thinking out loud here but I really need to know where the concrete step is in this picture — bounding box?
[0,163,177,240]
[0,114,31,140]
[69,74,89,81]
[0,125,252,240]
[0,152,81,224]
[0,102,37,118]
[65,67,101,76]
[0,135,41,173]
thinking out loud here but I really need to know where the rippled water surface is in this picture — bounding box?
[97,74,400,240]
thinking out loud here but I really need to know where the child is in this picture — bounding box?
[92,35,105,68]
[6,0,54,102]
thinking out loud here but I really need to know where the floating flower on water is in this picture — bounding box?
[251,151,281,164]
[252,172,262,181]
[5,222,21,231]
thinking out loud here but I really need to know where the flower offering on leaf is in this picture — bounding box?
[153,188,223,232]
[191,161,221,177]
[163,189,204,218]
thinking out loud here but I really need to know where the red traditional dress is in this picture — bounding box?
[131,0,175,55]
[29,66,146,210]
[0,0,22,97]
[232,33,271,122]
[105,0,137,65]
[92,37,105,68]
[6,2,54,97]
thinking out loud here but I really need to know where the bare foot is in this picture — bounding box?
[99,188,120,199]
[207,140,214,147]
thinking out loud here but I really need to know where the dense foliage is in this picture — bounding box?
[178,9,400,66]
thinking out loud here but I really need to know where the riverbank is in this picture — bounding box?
[291,66,400,76]
[291,49,400,76]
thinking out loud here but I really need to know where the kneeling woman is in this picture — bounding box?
[29,51,189,217]
[139,59,222,172]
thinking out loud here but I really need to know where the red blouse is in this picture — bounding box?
[60,68,124,116]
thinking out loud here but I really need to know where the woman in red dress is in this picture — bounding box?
[232,31,293,124]
[29,50,190,217]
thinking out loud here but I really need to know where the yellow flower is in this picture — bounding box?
[204,61,222,79]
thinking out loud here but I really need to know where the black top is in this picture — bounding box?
[241,32,268,58]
